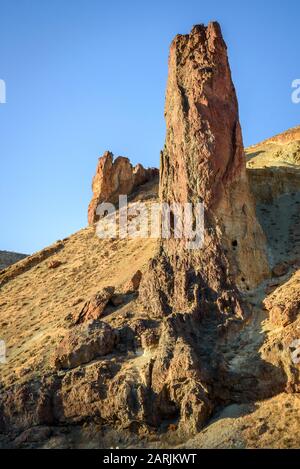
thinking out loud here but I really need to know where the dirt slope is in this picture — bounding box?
[0,180,158,388]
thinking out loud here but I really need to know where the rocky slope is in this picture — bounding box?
[0,23,300,449]
[247,125,300,203]
[0,251,27,271]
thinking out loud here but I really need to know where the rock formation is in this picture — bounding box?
[246,127,300,203]
[135,22,271,437]
[2,23,300,450]
[88,151,158,225]
[260,125,300,146]
[72,287,115,325]
[53,320,117,370]
[141,22,269,318]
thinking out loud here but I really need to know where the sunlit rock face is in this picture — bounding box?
[141,22,269,319]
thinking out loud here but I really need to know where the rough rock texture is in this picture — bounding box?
[264,271,300,328]
[137,22,270,436]
[72,287,115,324]
[248,167,300,204]
[246,126,300,203]
[141,22,269,315]
[123,270,143,293]
[261,272,300,393]
[53,320,116,370]
[259,125,300,146]
[1,25,300,450]
[88,151,158,225]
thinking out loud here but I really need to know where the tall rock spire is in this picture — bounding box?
[141,22,269,316]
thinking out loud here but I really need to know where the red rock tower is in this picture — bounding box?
[141,22,269,316]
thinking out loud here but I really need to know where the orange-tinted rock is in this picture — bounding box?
[141,22,269,318]
[261,271,300,393]
[138,22,271,436]
[264,272,300,327]
[88,151,158,225]
[48,260,62,269]
[123,270,143,293]
[261,125,300,146]
[53,320,116,370]
[73,287,115,324]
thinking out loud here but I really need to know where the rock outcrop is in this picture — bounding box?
[141,22,269,318]
[72,287,115,325]
[248,167,300,204]
[88,151,158,225]
[137,22,270,436]
[2,23,300,450]
[246,126,300,203]
[53,320,117,370]
[261,272,300,393]
[259,125,300,146]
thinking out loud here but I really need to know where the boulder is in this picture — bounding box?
[53,320,116,370]
[123,270,143,293]
[73,287,115,324]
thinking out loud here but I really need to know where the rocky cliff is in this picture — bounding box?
[141,22,269,325]
[0,24,300,449]
[246,125,300,203]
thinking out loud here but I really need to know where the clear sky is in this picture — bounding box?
[0,0,299,254]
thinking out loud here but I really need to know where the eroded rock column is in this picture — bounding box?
[141,22,269,317]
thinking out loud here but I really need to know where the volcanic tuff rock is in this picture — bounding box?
[138,22,271,436]
[141,22,269,315]
[88,151,158,225]
[53,320,117,370]
[72,286,115,325]
[1,23,300,449]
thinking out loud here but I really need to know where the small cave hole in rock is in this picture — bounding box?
[170,210,175,236]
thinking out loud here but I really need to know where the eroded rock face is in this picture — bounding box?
[137,22,270,435]
[141,22,269,317]
[88,151,158,224]
[2,23,290,449]
[72,287,115,325]
[261,125,300,146]
[261,271,300,392]
[248,167,300,204]
[53,320,116,370]
[264,271,300,328]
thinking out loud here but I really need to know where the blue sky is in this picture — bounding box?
[0,0,299,254]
